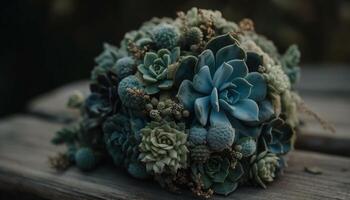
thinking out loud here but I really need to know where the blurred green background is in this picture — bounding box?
[1,0,350,117]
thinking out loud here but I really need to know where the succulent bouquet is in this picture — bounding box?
[51,8,302,197]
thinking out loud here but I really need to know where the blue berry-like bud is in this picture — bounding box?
[113,57,136,79]
[127,162,149,179]
[189,126,207,145]
[74,147,97,171]
[207,125,235,152]
[152,24,179,49]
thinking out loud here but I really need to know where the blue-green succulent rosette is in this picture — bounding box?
[52,8,301,198]
[177,34,267,127]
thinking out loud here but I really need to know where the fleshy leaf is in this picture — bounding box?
[158,79,173,89]
[145,85,160,95]
[211,88,219,112]
[174,56,197,86]
[192,66,213,94]
[195,96,211,126]
[137,64,149,75]
[232,99,259,121]
[210,109,231,126]
[246,52,263,72]
[246,72,267,101]
[170,47,180,62]
[258,100,274,122]
[205,33,238,55]
[232,78,252,99]
[212,182,238,196]
[144,52,158,68]
[213,63,233,88]
[227,60,248,80]
[216,44,246,69]
[177,80,203,111]
[196,49,215,73]
[143,74,157,83]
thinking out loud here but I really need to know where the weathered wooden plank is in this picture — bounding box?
[27,80,90,122]
[0,116,349,200]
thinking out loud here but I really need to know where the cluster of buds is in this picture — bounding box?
[145,97,190,121]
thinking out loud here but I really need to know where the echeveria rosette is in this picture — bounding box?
[259,118,294,155]
[191,155,244,196]
[138,121,189,174]
[137,48,180,94]
[177,34,267,127]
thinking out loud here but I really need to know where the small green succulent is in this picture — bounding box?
[250,151,279,188]
[191,155,244,196]
[137,48,179,94]
[139,121,188,174]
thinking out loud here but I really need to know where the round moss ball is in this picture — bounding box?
[184,27,203,45]
[152,24,179,49]
[113,57,136,79]
[127,162,149,179]
[238,137,256,157]
[118,75,144,109]
[207,125,235,152]
[189,126,207,145]
[74,147,97,171]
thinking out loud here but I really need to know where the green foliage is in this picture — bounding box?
[250,151,279,188]
[139,121,188,174]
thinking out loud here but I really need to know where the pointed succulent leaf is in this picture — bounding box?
[138,64,150,75]
[144,52,158,68]
[158,79,173,89]
[232,99,259,121]
[143,74,158,83]
[232,78,253,99]
[215,44,246,69]
[145,85,160,95]
[194,96,211,126]
[246,52,263,72]
[170,47,180,62]
[246,72,267,101]
[205,33,238,55]
[192,66,213,94]
[228,162,244,182]
[177,80,204,111]
[210,88,219,112]
[174,55,197,86]
[195,49,215,73]
[258,100,274,122]
[212,182,238,196]
[210,109,231,127]
[213,62,233,88]
[227,60,248,80]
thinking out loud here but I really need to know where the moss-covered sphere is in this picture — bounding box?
[152,24,179,49]
[207,125,235,152]
[117,75,144,109]
[127,162,149,179]
[113,57,136,79]
[74,147,97,171]
[189,126,207,145]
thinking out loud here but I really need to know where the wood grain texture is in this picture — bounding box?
[0,116,349,200]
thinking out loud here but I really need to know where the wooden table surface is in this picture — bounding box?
[0,65,349,199]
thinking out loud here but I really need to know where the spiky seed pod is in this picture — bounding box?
[250,151,280,189]
[117,75,145,110]
[74,147,98,171]
[190,145,211,163]
[152,24,179,49]
[184,27,203,45]
[113,56,136,79]
[189,126,207,145]
[139,121,188,174]
[127,162,149,179]
[238,137,257,157]
[207,125,235,152]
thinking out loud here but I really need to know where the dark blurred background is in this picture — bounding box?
[1,0,350,117]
